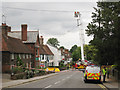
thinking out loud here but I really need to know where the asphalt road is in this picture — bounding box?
[9,70,103,89]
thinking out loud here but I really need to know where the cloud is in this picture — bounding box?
[2,2,97,49]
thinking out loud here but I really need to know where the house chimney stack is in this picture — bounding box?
[21,24,27,41]
[1,23,8,36]
[8,26,11,32]
[40,36,44,45]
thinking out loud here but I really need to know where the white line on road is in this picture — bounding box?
[82,77,84,81]
[67,77,70,79]
[54,81,61,84]
[44,85,52,88]
[62,78,65,81]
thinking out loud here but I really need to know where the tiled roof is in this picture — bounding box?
[39,45,46,55]
[1,34,32,54]
[8,31,39,43]
[39,45,54,55]
[43,45,54,55]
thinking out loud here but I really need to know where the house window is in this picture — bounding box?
[26,54,28,59]
[19,54,21,59]
[11,65,14,69]
[23,54,25,59]
[11,53,14,59]
[36,49,38,56]
[26,63,28,68]
[42,55,44,60]
[29,54,31,58]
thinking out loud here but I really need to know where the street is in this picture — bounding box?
[8,70,103,89]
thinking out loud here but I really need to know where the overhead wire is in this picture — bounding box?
[2,6,93,12]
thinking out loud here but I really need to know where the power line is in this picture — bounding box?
[2,6,93,12]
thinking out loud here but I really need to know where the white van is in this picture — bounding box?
[84,65,101,83]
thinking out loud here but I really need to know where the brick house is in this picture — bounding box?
[0,23,33,73]
[60,48,72,65]
[8,24,41,68]
[8,24,54,68]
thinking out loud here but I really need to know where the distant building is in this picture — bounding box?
[0,23,33,73]
[47,44,62,66]
[60,48,72,65]
[39,36,54,67]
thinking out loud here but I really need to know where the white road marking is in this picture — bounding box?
[67,77,70,79]
[62,78,65,81]
[82,77,84,81]
[54,81,61,84]
[44,85,52,88]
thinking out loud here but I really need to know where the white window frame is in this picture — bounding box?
[29,54,31,58]
[19,54,21,59]
[26,54,28,59]
[23,54,25,59]
[26,63,28,68]
[11,53,14,59]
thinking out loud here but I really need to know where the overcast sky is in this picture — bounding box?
[2,1,97,49]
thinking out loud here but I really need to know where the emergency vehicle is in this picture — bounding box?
[78,64,86,71]
[84,65,101,83]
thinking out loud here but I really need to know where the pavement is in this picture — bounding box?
[101,75,120,90]
[1,72,58,89]
[1,70,120,90]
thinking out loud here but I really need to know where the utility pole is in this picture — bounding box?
[74,11,84,61]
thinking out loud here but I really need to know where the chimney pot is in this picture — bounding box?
[40,36,44,45]
[8,26,11,32]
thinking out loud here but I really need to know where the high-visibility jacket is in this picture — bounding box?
[102,69,106,75]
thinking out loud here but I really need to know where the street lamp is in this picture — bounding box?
[74,11,84,62]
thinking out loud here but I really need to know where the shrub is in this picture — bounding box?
[12,67,23,74]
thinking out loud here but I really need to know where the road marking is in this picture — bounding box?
[44,85,52,88]
[98,84,108,90]
[62,78,65,81]
[54,81,61,84]
[67,76,70,79]
[82,77,84,81]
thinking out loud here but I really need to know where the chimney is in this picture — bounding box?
[21,24,27,41]
[40,36,44,45]
[1,23,8,36]
[8,26,11,32]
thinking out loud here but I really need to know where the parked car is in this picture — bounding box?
[84,65,101,83]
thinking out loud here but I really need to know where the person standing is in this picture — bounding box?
[102,67,107,82]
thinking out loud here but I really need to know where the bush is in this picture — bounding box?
[12,67,23,74]
[11,72,25,80]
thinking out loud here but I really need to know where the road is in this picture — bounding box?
[9,70,104,89]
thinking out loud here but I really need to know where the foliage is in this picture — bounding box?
[59,61,66,70]
[47,38,60,48]
[84,44,98,61]
[12,67,24,74]
[85,2,120,67]
[16,56,24,67]
[70,45,78,53]
[59,46,65,49]
[72,47,81,61]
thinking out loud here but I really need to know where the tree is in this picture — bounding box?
[84,44,98,61]
[59,46,65,49]
[85,2,120,67]
[72,47,81,61]
[70,45,77,53]
[47,38,60,48]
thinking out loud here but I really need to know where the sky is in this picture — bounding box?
[2,1,98,49]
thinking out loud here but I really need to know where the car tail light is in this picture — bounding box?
[99,70,101,74]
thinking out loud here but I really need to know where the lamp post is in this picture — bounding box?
[74,11,84,62]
